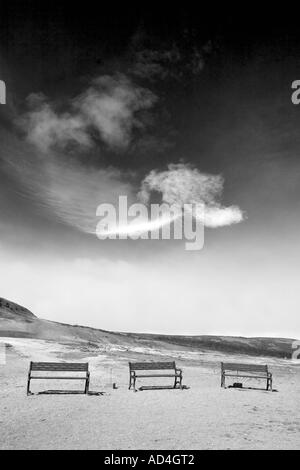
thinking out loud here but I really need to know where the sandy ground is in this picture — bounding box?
[0,338,300,450]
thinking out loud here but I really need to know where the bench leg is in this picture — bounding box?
[132,376,136,391]
[27,374,32,396]
[221,373,225,388]
[174,373,183,389]
[85,373,90,394]
[129,373,136,391]
[267,375,273,391]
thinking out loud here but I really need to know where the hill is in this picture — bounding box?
[0,296,296,358]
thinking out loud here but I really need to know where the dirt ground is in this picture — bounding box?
[0,338,300,450]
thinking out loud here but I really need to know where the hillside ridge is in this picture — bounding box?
[0,296,296,358]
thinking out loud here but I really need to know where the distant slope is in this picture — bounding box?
[0,296,296,358]
[124,333,295,359]
[0,297,36,321]
[0,297,38,337]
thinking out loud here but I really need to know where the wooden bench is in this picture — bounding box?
[129,361,183,391]
[221,362,272,391]
[27,362,90,395]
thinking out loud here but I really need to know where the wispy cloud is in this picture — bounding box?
[19,75,157,153]
[138,163,244,227]
[128,29,212,81]
[3,144,134,234]
[19,93,91,152]
[74,75,157,149]
[131,46,205,80]
[40,161,134,233]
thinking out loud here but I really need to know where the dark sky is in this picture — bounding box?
[0,3,299,337]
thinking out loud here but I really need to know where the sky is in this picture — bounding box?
[0,3,299,338]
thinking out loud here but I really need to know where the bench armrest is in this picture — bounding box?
[175,368,182,374]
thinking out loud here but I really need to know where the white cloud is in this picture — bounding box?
[74,75,156,149]
[19,75,157,152]
[138,163,245,228]
[197,205,244,228]
[20,93,91,152]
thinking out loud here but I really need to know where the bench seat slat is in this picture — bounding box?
[221,362,268,373]
[129,362,175,370]
[135,374,178,378]
[30,376,88,380]
[30,362,89,371]
[224,374,270,379]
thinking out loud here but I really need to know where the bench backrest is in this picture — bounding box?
[129,361,176,371]
[221,362,268,374]
[30,362,89,372]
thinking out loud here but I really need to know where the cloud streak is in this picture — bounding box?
[0,125,134,235]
